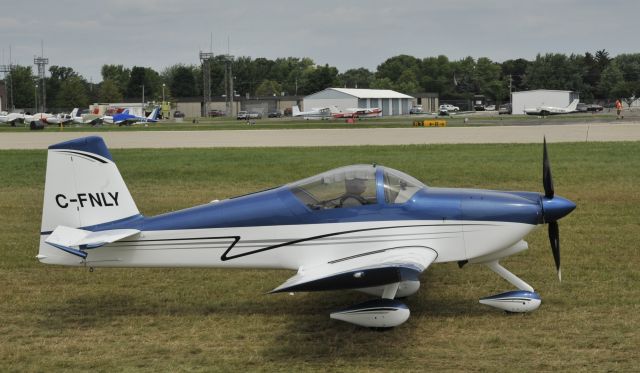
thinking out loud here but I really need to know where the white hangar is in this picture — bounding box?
[511,90,579,115]
[303,88,414,116]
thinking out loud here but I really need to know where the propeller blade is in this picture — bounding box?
[548,221,561,281]
[543,137,555,199]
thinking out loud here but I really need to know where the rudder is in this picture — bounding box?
[41,136,140,233]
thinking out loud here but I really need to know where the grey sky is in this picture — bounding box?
[0,0,637,82]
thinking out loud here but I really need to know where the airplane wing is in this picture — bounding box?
[270,246,437,293]
[45,226,140,258]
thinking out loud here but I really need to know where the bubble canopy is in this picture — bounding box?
[287,165,426,210]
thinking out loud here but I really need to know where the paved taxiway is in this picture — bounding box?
[1,122,639,149]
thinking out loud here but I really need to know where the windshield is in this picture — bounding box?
[383,168,425,204]
[289,165,377,210]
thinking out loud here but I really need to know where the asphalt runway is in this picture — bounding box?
[1,122,639,149]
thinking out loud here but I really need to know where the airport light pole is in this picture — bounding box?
[162,83,165,104]
[34,84,38,113]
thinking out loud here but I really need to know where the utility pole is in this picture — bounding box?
[33,41,48,112]
[200,51,213,117]
[224,54,234,116]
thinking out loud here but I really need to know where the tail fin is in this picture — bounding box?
[147,107,159,120]
[292,105,301,116]
[70,108,79,118]
[566,99,579,112]
[41,136,140,233]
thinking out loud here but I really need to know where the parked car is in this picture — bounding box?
[248,111,262,119]
[173,110,185,118]
[410,105,423,114]
[209,109,225,117]
[236,111,249,120]
[484,105,496,111]
[498,103,512,115]
[267,110,282,118]
[577,103,604,112]
[439,104,459,112]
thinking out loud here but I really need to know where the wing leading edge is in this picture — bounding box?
[270,246,438,293]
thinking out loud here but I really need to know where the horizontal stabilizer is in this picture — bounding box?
[270,247,437,293]
[45,226,140,258]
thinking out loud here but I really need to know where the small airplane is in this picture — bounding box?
[524,99,579,116]
[38,136,575,328]
[292,105,332,120]
[24,112,54,123]
[0,112,25,126]
[102,107,159,126]
[43,108,79,125]
[333,107,382,119]
[71,109,103,126]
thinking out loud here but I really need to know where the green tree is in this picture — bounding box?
[47,66,80,109]
[8,65,36,109]
[255,80,282,96]
[101,65,130,95]
[376,55,420,83]
[304,64,339,94]
[501,58,530,92]
[126,66,161,99]
[338,68,374,88]
[370,77,394,89]
[57,76,89,109]
[166,65,197,97]
[598,62,623,99]
[99,79,123,102]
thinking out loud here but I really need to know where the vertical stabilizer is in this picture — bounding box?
[41,136,140,233]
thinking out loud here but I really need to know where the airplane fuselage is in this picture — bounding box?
[38,185,543,270]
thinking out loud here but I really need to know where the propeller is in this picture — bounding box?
[543,137,554,199]
[542,137,561,281]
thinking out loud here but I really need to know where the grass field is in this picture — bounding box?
[1,142,639,372]
[0,111,632,133]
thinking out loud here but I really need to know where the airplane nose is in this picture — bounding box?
[542,195,576,222]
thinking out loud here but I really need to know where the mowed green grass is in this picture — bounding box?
[1,142,638,372]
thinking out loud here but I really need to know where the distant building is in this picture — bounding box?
[511,90,579,115]
[409,92,439,113]
[304,88,414,116]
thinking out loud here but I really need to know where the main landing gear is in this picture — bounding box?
[478,260,541,313]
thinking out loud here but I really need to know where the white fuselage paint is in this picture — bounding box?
[38,220,535,269]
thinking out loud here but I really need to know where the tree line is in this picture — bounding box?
[3,50,640,111]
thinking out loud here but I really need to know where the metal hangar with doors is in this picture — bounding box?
[303,88,414,116]
[511,90,579,115]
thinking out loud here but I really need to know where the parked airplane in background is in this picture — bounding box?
[292,105,332,120]
[524,99,579,116]
[102,107,159,125]
[0,112,25,126]
[38,136,575,328]
[24,112,54,123]
[44,109,78,125]
[71,109,103,126]
[333,107,382,119]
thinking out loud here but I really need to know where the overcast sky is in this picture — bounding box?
[0,0,637,82]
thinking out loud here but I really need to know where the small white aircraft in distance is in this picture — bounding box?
[38,136,575,328]
[333,107,382,119]
[0,112,25,126]
[292,105,332,120]
[524,99,579,116]
[43,108,79,125]
[24,112,54,123]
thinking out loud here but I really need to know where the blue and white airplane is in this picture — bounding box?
[102,107,159,126]
[38,136,575,328]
